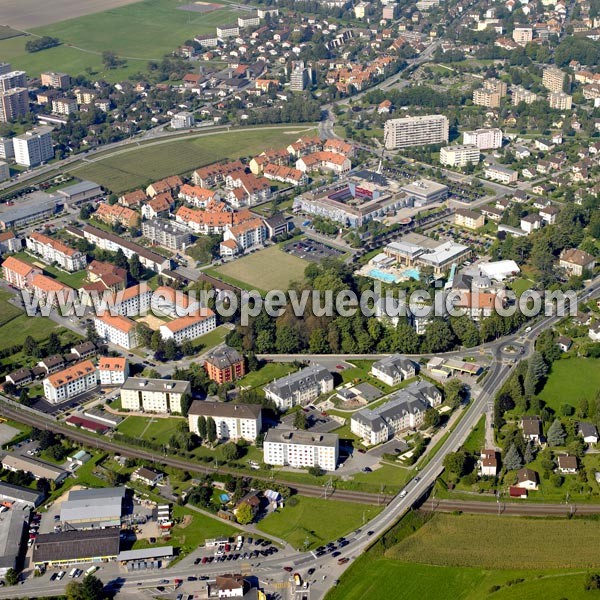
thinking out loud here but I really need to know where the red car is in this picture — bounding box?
[284,566,293,572]
[201,556,207,564]
[336,365,345,370]
[225,544,231,552]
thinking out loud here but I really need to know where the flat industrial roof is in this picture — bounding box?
[118,546,174,562]
[58,180,102,197]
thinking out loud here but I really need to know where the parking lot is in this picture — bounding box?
[283,239,344,263]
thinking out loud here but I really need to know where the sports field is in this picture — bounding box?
[0,0,235,81]
[538,357,600,414]
[210,245,308,293]
[70,125,316,193]
[117,415,185,444]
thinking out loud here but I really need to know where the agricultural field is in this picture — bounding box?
[71,125,316,193]
[538,357,600,414]
[326,511,600,600]
[387,513,600,569]
[210,245,308,294]
[257,496,382,550]
[0,0,236,81]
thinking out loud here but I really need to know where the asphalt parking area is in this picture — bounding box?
[283,239,343,262]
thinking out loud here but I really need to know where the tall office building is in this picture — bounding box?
[384,115,449,149]
[0,71,27,92]
[13,126,54,167]
[0,88,29,122]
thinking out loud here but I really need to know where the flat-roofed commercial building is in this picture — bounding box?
[264,430,339,471]
[43,359,98,403]
[188,400,262,442]
[384,115,449,149]
[32,529,120,568]
[60,487,125,529]
[120,377,191,414]
[440,144,480,167]
[1,454,68,484]
[0,508,27,577]
[0,192,60,230]
[400,179,448,206]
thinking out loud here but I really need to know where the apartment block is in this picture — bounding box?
[41,72,70,89]
[0,71,27,92]
[384,115,449,149]
[263,364,334,410]
[0,88,30,122]
[290,61,309,91]
[548,91,572,110]
[120,377,191,414]
[26,232,86,272]
[204,346,245,384]
[512,85,538,105]
[1,256,42,289]
[543,67,567,93]
[13,126,53,167]
[484,164,518,184]
[159,311,217,344]
[454,208,485,229]
[462,128,503,150]
[43,360,98,404]
[97,357,129,386]
[440,144,480,167]
[263,430,339,471]
[188,400,262,442]
[142,218,192,250]
[94,314,139,349]
[51,97,77,115]
[512,26,533,45]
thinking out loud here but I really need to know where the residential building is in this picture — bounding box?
[295,151,351,175]
[1,256,41,289]
[51,97,77,115]
[479,449,498,477]
[0,231,21,253]
[263,364,334,410]
[74,88,97,104]
[559,248,595,276]
[142,218,191,251]
[98,357,129,385]
[188,400,262,442]
[521,214,542,233]
[472,87,502,108]
[145,176,182,198]
[512,85,538,105]
[263,163,307,186]
[0,161,8,182]
[543,67,567,92]
[118,189,146,208]
[463,128,503,150]
[26,232,87,272]
[548,91,572,109]
[13,126,53,166]
[557,454,578,474]
[440,144,480,167]
[43,360,97,404]
[515,468,538,490]
[29,274,74,307]
[94,314,139,349]
[238,12,260,27]
[204,346,245,383]
[384,115,449,149]
[484,165,518,184]
[578,422,599,445]
[194,34,219,48]
[170,111,195,129]
[178,184,217,207]
[0,70,27,91]
[0,88,29,122]
[94,202,138,229]
[5,368,34,387]
[120,377,191,414]
[263,430,339,471]
[351,381,442,445]
[512,25,533,44]
[41,72,70,89]
[0,137,14,159]
[522,416,542,444]
[370,355,416,386]
[159,311,217,344]
[131,467,164,487]
[221,218,267,254]
[70,341,97,360]
[454,208,485,229]
[216,24,240,38]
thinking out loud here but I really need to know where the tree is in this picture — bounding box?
[421,319,456,353]
[207,417,217,444]
[294,410,308,430]
[503,443,523,471]
[128,254,143,281]
[163,338,179,361]
[220,442,240,461]
[114,248,128,269]
[547,419,566,447]
[181,339,194,356]
[66,580,86,600]
[524,352,547,396]
[235,502,254,525]
[47,332,62,355]
[443,451,468,476]
[180,392,192,417]
[4,568,18,586]
[308,466,324,477]
[23,335,40,358]
[445,379,467,409]
[423,408,441,429]
[82,574,105,600]
[196,415,207,440]
[523,442,535,464]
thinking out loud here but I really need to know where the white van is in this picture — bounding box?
[85,566,98,576]
[68,568,77,578]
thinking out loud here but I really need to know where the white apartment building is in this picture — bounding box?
[484,165,518,184]
[263,430,339,472]
[439,144,480,167]
[97,357,129,385]
[188,401,262,442]
[120,377,191,414]
[26,232,87,272]
[463,128,503,150]
[94,314,139,349]
[370,355,416,387]
[548,91,572,110]
[159,311,216,344]
[51,97,77,115]
[384,115,449,149]
[543,67,567,93]
[107,284,152,317]
[43,360,98,404]
[263,364,334,410]
[222,218,266,253]
[13,126,54,167]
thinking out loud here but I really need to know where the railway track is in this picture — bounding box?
[0,401,390,505]
[429,499,600,516]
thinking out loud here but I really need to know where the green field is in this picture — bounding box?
[210,245,308,293]
[0,289,23,326]
[190,324,230,352]
[71,125,316,193]
[257,496,382,550]
[539,357,600,414]
[117,415,185,444]
[327,512,600,600]
[12,251,87,289]
[388,513,600,569]
[0,0,236,82]
[238,362,298,390]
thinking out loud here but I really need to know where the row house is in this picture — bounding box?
[146,176,182,198]
[94,202,139,229]
[262,163,307,186]
[178,184,218,207]
[118,189,147,208]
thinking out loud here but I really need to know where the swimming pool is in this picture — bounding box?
[402,268,420,281]
[368,268,399,283]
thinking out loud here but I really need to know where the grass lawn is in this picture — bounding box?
[257,496,382,550]
[461,415,485,454]
[11,251,87,288]
[117,415,185,445]
[510,277,535,296]
[387,513,600,569]
[0,313,64,352]
[210,245,308,294]
[71,125,316,193]
[0,289,23,326]
[190,324,230,352]
[539,357,600,414]
[238,362,298,390]
[0,0,236,83]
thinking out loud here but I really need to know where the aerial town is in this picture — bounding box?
[0,0,599,598]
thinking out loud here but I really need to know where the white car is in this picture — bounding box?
[399,490,407,498]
